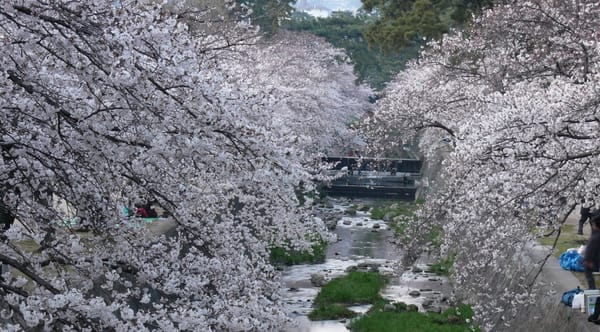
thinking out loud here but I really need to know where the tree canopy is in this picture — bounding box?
[362,0,494,51]
[285,10,420,90]
[0,0,369,330]
[365,0,600,329]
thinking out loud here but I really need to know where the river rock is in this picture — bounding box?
[310,273,326,287]
[372,223,381,229]
[421,299,434,308]
[342,220,352,225]
[407,304,419,312]
[357,262,380,272]
[412,266,423,273]
[383,304,396,312]
[345,265,358,273]
[408,290,421,297]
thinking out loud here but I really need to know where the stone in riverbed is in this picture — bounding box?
[412,266,423,273]
[310,273,326,287]
[421,299,434,308]
[408,290,421,297]
[383,304,396,312]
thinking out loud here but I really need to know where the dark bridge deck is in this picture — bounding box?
[321,157,423,200]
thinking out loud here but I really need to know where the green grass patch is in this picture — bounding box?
[428,255,455,277]
[309,271,387,320]
[427,226,445,248]
[538,224,585,259]
[537,223,589,287]
[314,271,386,306]
[308,304,357,320]
[269,239,327,266]
[370,201,420,220]
[349,304,477,332]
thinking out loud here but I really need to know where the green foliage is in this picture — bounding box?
[370,201,418,220]
[269,238,327,266]
[362,0,495,52]
[428,254,455,276]
[349,303,478,332]
[313,271,387,306]
[284,11,417,90]
[308,304,357,320]
[538,224,585,259]
[427,225,444,247]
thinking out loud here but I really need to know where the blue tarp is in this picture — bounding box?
[559,250,585,272]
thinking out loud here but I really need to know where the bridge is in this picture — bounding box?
[321,156,423,200]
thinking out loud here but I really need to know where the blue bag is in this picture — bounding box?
[561,286,583,307]
[559,250,585,272]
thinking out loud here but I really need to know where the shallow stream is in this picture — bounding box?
[280,198,452,332]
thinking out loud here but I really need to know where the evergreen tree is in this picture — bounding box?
[362,0,494,51]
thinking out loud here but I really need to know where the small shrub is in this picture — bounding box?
[349,304,477,332]
[313,271,386,306]
[270,239,327,266]
[428,255,455,276]
[370,202,417,220]
[308,304,357,320]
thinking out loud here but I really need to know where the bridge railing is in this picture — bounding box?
[323,156,423,174]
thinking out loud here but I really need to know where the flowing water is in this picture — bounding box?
[280,197,452,332]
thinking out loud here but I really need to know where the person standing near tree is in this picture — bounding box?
[578,198,595,235]
[583,216,600,290]
[587,216,600,324]
[0,201,14,233]
[0,201,15,277]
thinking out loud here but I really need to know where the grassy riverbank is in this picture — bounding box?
[270,238,327,266]
[538,222,588,287]
[309,271,386,320]
[308,270,477,331]
[349,304,477,332]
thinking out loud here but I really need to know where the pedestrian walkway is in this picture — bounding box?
[529,207,600,331]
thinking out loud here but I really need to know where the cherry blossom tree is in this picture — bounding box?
[237,30,373,156]
[366,0,600,330]
[0,0,367,330]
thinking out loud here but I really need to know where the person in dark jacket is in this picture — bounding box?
[0,201,14,232]
[578,199,595,235]
[583,215,600,289]
[585,216,600,324]
[0,202,15,279]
